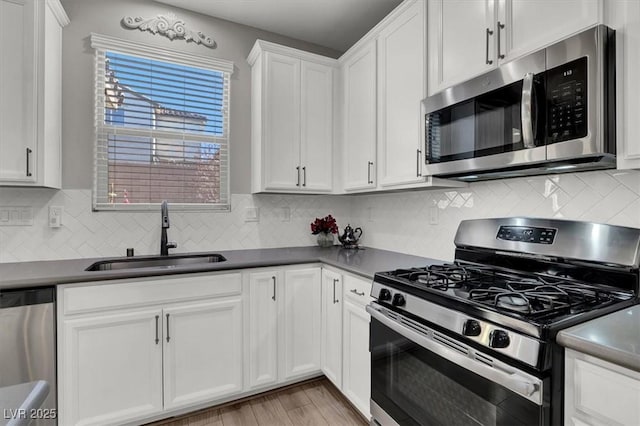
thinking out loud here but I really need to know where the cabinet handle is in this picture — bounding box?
[333,278,339,304]
[350,288,365,297]
[272,276,276,301]
[416,149,422,177]
[296,166,300,187]
[302,166,306,187]
[155,315,159,345]
[367,161,374,184]
[497,21,505,60]
[166,313,170,343]
[485,28,494,65]
[26,148,32,177]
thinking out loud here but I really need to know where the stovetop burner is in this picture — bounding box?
[380,262,631,322]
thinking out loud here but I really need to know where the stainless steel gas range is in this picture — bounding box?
[368,218,640,426]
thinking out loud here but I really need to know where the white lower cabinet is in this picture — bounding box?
[320,268,373,419]
[245,266,323,392]
[321,269,343,388]
[62,308,164,425]
[246,270,280,389]
[58,273,243,426]
[280,268,323,380]
[163,299,243,410]
[341,275,373,419]
[565,349,640,426]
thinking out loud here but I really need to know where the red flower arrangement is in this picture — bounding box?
[310,215,338,235]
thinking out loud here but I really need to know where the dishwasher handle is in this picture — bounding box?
[0,287,55,309]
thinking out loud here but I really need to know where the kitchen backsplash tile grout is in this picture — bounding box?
[1,169,639,263]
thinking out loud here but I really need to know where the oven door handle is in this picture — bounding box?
[366,305,542,405]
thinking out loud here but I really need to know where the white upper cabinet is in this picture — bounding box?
[499,0,600,63]
[341,40,378,191]
[378,0,427,187]
[428,0,496,95]
[608,0,640,169]
[0,0,68,187]
[249,41,336,193]
[428,0,601,95]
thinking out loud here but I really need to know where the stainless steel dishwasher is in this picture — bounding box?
[0,287,56,426]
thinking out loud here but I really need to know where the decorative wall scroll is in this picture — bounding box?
[121,13,217,48]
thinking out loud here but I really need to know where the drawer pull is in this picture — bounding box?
[155,315,159,344]
[350,289,365,297]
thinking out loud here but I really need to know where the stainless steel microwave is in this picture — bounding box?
[422,25,615,181]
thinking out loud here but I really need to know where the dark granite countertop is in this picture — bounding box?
[557,305,640,373]
[0,246,442,289]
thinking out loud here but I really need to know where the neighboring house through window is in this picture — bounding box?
[92,34,233,210]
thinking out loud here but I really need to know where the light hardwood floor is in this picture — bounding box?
[146,378,368,426]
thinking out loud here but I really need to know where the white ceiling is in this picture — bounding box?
[154,0,403,53]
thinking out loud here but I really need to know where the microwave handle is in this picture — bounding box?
[521,72,536,149]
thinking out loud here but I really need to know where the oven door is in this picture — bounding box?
[368,304,548,426]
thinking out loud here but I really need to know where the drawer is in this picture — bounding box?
[61,272,242,315]
[343,274,373,306]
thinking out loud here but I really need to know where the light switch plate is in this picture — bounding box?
[0,207,33,226]
[429,205,439,225]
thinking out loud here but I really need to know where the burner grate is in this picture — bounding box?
[383,262,622,320]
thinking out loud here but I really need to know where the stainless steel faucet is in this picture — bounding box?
[160,200,177,256]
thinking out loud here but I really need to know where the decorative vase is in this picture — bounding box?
[316,232,334,248]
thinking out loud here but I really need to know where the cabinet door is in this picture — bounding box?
[263,52,301,190]
[342,300,371,419]
[279,267,322,381]
[163,298,243,410]
[60,309,163,426]
[428,0,496,95]
[300,61,333,192]
[247,270,280,389]
[0,0,36,183]
[321,269,343,389]
[565,349,640,426]
[343,41,377,191]
[378,0,426,187]
[498,0,600,63]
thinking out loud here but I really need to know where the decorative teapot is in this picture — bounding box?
[338,224,363,249]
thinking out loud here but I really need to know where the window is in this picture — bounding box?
[91,34,233,210]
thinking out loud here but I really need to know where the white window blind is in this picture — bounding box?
[91,34,232,211]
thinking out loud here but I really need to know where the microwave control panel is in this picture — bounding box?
[496,226,557,244]
[547,57,588,143]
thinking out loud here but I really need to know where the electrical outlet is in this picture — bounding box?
[367,207,374,222]
[281,207,291,222]
[429,205,439,225]
[244,207,260,222]
[49,206,63,228]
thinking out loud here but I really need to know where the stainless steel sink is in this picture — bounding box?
[85,254,227,271]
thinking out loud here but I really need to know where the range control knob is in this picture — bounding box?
[392,293,406,307]
[462,319,481,337]
[378,288,392,302]
[489,330,511,349]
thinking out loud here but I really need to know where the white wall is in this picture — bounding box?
[59,0,341,193]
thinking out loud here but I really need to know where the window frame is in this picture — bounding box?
[90,33,233,211]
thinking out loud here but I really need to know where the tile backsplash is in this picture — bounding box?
[1,169,639,263]
[0,191,352,263]
[351,169,640,261]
